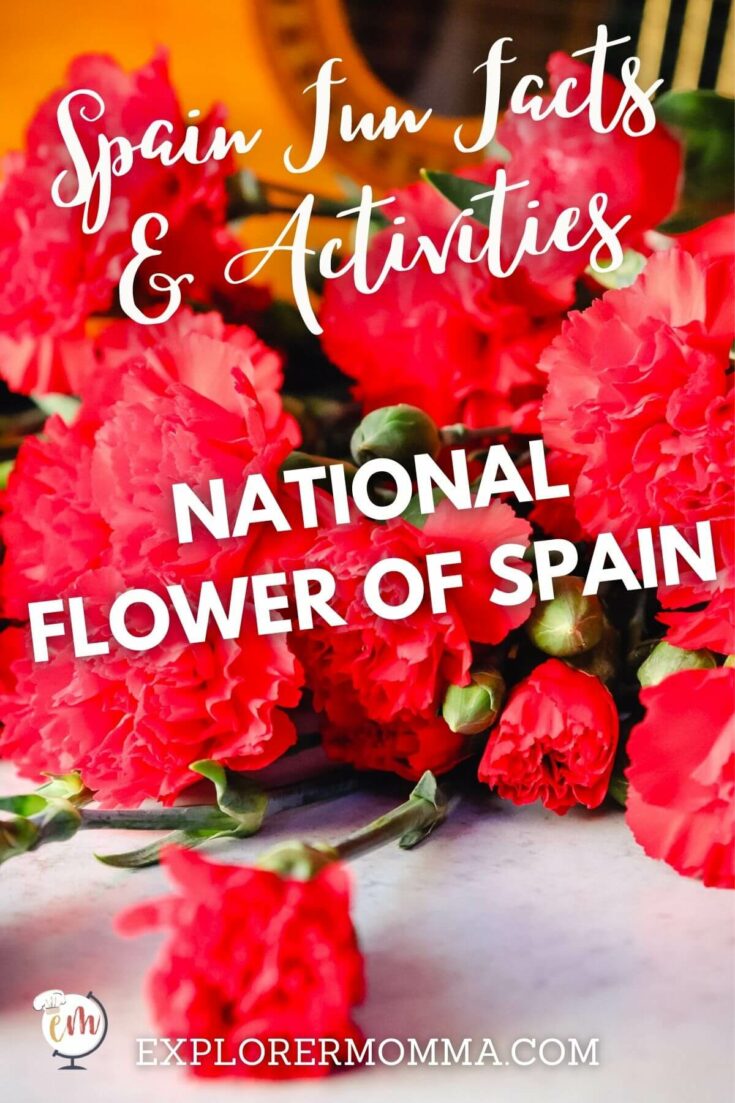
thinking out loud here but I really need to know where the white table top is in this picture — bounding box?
[1,764,733,1103]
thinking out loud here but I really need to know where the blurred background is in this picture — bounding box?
[345,0,734,112]
[0,0,731,189]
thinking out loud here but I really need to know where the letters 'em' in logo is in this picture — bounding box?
[32,989,108,1070]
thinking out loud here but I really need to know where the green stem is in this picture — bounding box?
[332,772,447,861]
[281,449,358,482]
[79,769,357,831]
[281,451,395,504]
[227,172,354,221]
[257,772,449,879]
[333,802,435,860]
[79,806,228,830]
[226,173,390,226]
[269,770,358,816]
[439,423,512,446]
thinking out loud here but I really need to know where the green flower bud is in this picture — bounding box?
[724,655,735,668]
[350,404,440,467]
[442,669,506,735]
[257,840,338,880]
[637,641,717,688]
[526,576,604,657]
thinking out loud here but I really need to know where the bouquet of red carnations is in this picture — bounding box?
[0,47,732,1079]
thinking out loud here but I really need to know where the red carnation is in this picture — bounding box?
[320,164,564,429]
[319,694,471,781]
[294,500,533,779]
[0,51,264,396]
[542,248,735,653]
[0,627,25,696]
[525,449,585,542]
[320,54,681,429]
[494,52,682,297]
[625,666,734,888]
[116,847,365,1078]
[478,659,619,814]
[1,610,301,806]
[1,316,296,616]
[93,307,286,430]
[0,159,105,393]
[0,328,304,805]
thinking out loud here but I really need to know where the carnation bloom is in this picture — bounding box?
[541,249,735,653]
[320,54,680,428]
[0,627,25,695]
[0,156,112,393]
[321,165,564,428]
[318,693,471,780]
[93,308,285,430]
[0,52,263,395]
[1,318,296,615]
[494,52,682,297]
[1,607,301,806]
[525,449,585,542]
[478,659,619,814]
[294,500,533,778]
[0,328,304,805]
[116,847,365,1078]
[625,667,734,888]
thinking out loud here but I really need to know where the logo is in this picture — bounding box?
[32,989,109,1070]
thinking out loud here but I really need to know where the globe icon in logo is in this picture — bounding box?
[32,989,109,1070]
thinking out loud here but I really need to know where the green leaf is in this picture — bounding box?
[95,809,268,868]
[0,772,88,817]
[655,90,735,232]
[0,773,90,863]
[0,794,48,816]
[0,817,40,864]
[409,770,441,808]
[96,828,224,869]
[421,169,494,225]
[586,249,647,290]
[0,772,91,825]
[35,800,82,844]
[93,765,275,869]
[190,761,268,832]
[399,822,438,849]
[607,774,628,808]
[400,771,447,849]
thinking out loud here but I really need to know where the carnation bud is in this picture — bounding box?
[350,404,440,467]
[257,840,338,880]
[724,655,735,668]
[442,669,506,735]
[526,576,604,657]
[637,641,717,688]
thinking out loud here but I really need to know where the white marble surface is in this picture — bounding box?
[1,765,733,1103]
